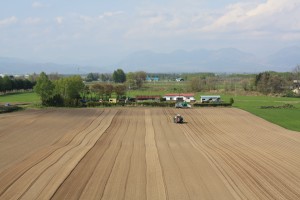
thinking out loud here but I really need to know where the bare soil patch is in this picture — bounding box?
[0,107,299,199]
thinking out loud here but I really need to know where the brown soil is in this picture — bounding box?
[0,107,299,200]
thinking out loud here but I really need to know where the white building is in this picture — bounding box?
[164,93,195,102]
[200,95,221,103]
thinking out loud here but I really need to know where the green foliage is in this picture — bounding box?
[43,94,64,107]
[0,77,3,92]
[86,73,99,82]
[34,72,55,104]
[2,76,13,91]
[114,84,127,99]
[99,73,112,82]
[33,73,85,107]
[255,72,287,94]
[0,76,36,93]
[103,84,114,100]
[54,75,84,99]
[90,83,105,100]
[126,71,147,89]
[112,69,126,83]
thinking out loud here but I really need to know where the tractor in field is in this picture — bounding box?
[174,114,184,123]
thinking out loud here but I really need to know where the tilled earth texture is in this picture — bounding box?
[0,108,300,200]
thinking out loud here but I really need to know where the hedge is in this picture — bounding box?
[0,105,22,114]
[193,103,232,107]
[86,101,176,107]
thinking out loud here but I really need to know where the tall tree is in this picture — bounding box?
[90,83,105,100]
[114,84,127,99]
[0,76,3,92]
[34,72,54,104]
[86,73,99,82]
[103,84,114,100]
[100,73,112,82]
[126,71,146,89]
[2,76,13,92]
[293,64,300,81]
[55,76,84,99]
[113,69,126,83]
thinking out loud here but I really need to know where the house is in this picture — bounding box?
[136,95,161,102]
[293,88,300,94]
[163,93,195,103]
[146,76,152,82]
[146,75,160,82]
[200,95,221,103]
[152,76,159,82]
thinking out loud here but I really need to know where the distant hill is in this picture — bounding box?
[1,47,300,74]
[118,48,263,73]
[0,57,109,75]
[265,46,300,70]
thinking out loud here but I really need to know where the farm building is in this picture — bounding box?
[164,93,195,103]
[136,95,161,102]
[200,95,221,103]
[146,76,159,82]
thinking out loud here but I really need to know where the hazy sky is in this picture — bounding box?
[1,0,300,64]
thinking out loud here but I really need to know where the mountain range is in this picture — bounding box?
[1,46,300,74]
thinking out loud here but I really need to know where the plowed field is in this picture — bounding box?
[0,108,300,200]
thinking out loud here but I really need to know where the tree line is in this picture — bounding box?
[85,69,146,88]
[34,70,147,107]
[34,72,85,107]
[0,76,36,93]
[188,66,300,96]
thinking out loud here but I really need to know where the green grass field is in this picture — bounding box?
[222,95,300,131]
[0,92,40,104]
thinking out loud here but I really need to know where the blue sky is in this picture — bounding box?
[1,0,300,65]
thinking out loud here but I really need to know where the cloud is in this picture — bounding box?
[202,0,300,33]
[0,16,18,26]
[24,17,42,25]
[32,1,46,8]
[55,17,64,25]
[78,11,124,24]
[102,11,124,18]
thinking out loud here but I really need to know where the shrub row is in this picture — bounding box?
[0,105,22,114]
[260,104,296,109]
[86,101,176,107]
[193,103,232,107]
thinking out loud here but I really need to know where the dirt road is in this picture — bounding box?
[0,108,299,199]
